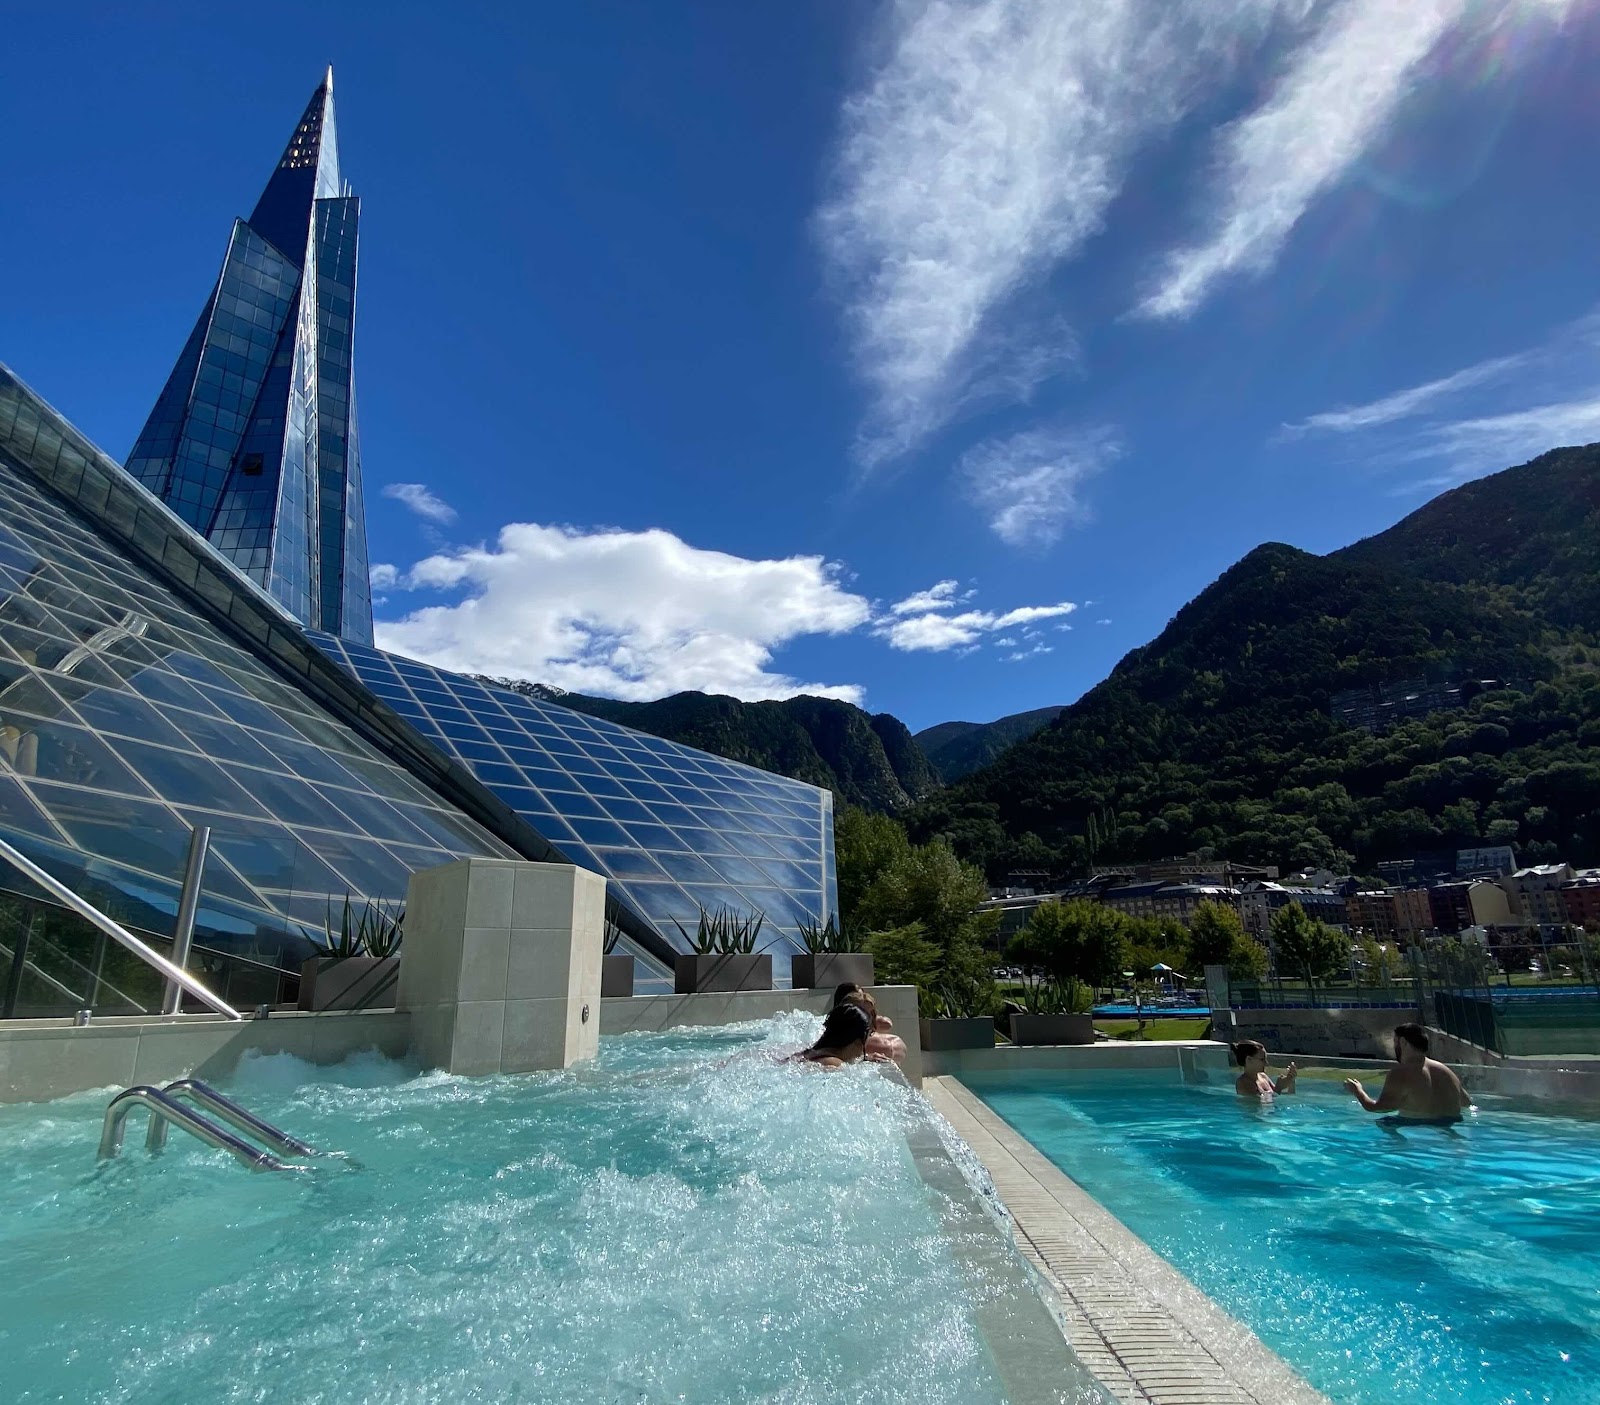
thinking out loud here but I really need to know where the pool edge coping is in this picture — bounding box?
[925,1074,1333,1405]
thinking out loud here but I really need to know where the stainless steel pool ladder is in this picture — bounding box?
[99,1078,317,1173]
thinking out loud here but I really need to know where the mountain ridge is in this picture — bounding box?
[915,705,1067,782]
[905,444,1600,876]
[482,679,941,813]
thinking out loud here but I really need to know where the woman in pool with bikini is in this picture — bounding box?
[1233,1040,1297,1099]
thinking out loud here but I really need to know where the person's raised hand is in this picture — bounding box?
[1343,1077,1363,1096]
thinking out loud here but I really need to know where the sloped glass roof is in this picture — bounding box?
[308,635,835,960]
[0,445,517,967]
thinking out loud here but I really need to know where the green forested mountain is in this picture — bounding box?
[485,679,941,813]
[906,446,1600,877]
[1337,444,1600,632]
[916,705,1066,782]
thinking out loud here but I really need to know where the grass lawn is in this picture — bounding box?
[1095,1016,1212,1042]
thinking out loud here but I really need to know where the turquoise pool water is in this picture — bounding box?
[0,1018,1095,1404]
[965,1072,1600,1405]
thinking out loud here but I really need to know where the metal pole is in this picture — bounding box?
[2,908,36,1019]
[161,825,210,1015]
[0,835,240,1020]
[88,927,108,1011]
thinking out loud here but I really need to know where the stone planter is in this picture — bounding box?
[673,954,773,994]
[790,953,874,992]
[1010,1013,1095,1046]
[298,955,400,1012]
[918,1016,996,1051]
[601,954,636,998]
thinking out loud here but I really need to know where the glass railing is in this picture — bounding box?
[0,886,295,1020]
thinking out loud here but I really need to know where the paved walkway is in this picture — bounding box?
[924,1076,1330,1405]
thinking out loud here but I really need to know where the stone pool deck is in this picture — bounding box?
[925,1076,1330,1405]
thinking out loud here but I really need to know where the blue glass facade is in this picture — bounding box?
[1,72,841,994]
[0,370,518,972]
[309,635,836,963]
[126,70,373,645]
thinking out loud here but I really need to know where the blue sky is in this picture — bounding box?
[3,1,1597,732]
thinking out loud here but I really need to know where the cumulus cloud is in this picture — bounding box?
[818,0,1292,465]
[959,425,1118,547]
[369,562,400,590]
[889,580,963,614]
[375,524,871,704]
[382,482,458,525]
[874,581,1078,652]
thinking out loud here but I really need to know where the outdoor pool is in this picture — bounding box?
[1,1016,1103,1404]
[964,1070,1600,1405]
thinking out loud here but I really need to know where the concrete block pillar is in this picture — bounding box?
[398,858,605,1075]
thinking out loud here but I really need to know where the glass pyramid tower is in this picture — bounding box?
[0,71,837,996]
[125,69,373,646]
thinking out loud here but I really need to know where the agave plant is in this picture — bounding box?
[927,977,991,1020]
[321,894,404,959]
[1018,971,1088,1016]
[671,904,766,955]
[362,899,404,959]
[796,915,848,955]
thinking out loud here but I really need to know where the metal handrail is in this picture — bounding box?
[0,835,241,1020]
[99,1086,304,1172]
[147,1078,317,1158]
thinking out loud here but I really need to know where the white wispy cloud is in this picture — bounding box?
[1139,0,1471,320]
[959,425,1118,547]
[818,0,1291,466]
[375,524,871,704]
[1284,307,1600,486]
[992,601,1079,629]
[1003,642,1054,662]
[369,562,400,590]
[889,580,963,614]
[820,0,1575,467]
[382,482,458,525]
[874,580,1078,652]
[1282,353,1529,436]
[1424,397,1600,468]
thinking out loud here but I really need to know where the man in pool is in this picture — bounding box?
[1344,1023,1473,1125]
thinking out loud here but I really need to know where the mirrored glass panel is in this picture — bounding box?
[0,452,516,974]
[310,634,835,955]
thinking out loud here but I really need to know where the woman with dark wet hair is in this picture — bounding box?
[1233,1039,1297,1098]
[834,985,908,1065]
[794,1002,874,1068]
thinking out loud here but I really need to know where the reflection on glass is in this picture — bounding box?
[0,451,514,972]
[308,631,836,952]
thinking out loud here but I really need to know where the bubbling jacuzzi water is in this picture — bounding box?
[2,1015,1052,1404]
